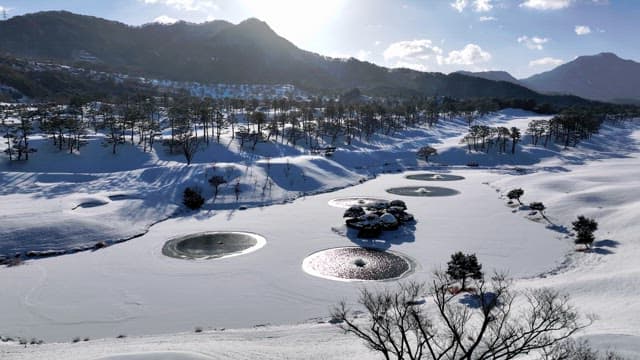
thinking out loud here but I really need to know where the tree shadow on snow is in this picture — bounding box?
[591,239,619,255]
[458,292,498,309]
[545,223,570,234]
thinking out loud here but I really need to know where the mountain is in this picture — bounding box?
[456,70,521,85]
[522,53,640,103]
[0,11,597,106]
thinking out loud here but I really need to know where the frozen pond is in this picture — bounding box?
[386,186,460,197]
[405,173,465,181]
[0,170,569,342]
[162,232,266,260]
[162,231,266,259]
[302,247,414,281]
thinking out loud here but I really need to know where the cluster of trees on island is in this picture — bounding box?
[342,200,415,238]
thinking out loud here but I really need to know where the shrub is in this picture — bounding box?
[183,187,204,210]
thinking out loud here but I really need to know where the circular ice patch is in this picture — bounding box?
[328,197,389,209]
[386,186,459,197]
[162,232,266,260]
[302,247,414,281]
[405,173,465,181]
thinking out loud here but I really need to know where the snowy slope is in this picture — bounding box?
[2,110,640,358]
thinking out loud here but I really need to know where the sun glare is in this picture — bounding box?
[239,0,345,46]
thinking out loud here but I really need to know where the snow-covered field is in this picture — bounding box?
[1,110,640,359]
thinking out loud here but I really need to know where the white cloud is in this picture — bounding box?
[479,16,497,21]
[575,25,591,35]
[520,0,571,10]
[450,0,468,12]
[443,44,491,65]
[517,35,549,50]
[141,0,218,11]
[383,40,491,70]
[529,57,564,67]
[452,0,493,12]
[153,15,179,24]
[473,0,493,12]
[374,40,381,47]
[383,39,443,61]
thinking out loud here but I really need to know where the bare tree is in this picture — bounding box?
[102,104,123,155]
[331,271,592,360]
[208,175,227,201]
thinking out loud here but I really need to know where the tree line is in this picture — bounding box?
[2,95,639,164]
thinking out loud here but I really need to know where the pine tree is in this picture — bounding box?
[529,202,548,221]
[183,187,204,210]
[417,145,437,163]
[446,251,483,291]
[510,127,521,154]
[572,215,598,249]
[507,188,524,205]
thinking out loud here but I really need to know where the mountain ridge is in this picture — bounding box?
[521,52,640,103]
[0,11,602,106]
[455,70,522,85]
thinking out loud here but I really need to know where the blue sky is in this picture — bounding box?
[1,0,637,77]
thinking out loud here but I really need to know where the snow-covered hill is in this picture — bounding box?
[1,110,640,359]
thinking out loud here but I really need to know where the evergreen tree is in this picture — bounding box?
[507,188,524,205]
[183,187,204,210]
[417,145,437,163]
[572,215,598,249]
[529,202,548,221]
[446,251,483,291]
[510,127,521,154]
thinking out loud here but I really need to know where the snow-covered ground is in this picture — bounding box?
[1,110,640,359]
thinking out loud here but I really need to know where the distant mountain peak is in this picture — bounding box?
[523,52,640,103]
[594,52,620,58]
[236,17,274,32]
